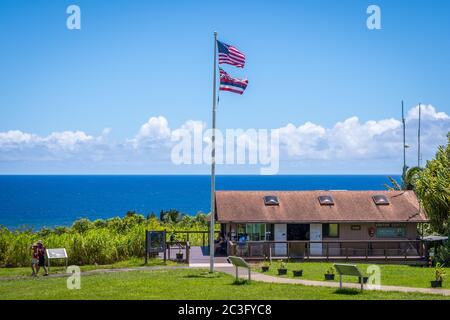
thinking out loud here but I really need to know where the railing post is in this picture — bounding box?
[346,247,349,261]
[168,244,171,260]
[145,230,148,265]
[365,242,368,260]
[404,241,408,261]
[186,242,190,264]
[287,242,290,261]
[307,242,310,261]
[326,242,329,261]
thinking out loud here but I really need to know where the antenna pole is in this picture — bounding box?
[402,101,407,185]
[418,103,421,168]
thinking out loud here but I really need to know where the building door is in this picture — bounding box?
[274,224,287,256]
[287,224,310,257]
[310,224,323,256]
[287,224,310,240]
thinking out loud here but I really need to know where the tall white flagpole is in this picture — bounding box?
[209,31,218,273]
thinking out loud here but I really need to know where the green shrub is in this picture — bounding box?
[0,212,210,267]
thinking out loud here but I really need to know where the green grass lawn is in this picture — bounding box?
[0,268,449,300]
[0,258,175,278]
[252,261,450,289]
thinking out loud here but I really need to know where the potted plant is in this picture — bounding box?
[358,276,369,284]
[292,269,303,277]
[261,256,270,272]
[431,263,446,288]
[277,260,288,275]
[324,267,335,280]
[176,242,184,261]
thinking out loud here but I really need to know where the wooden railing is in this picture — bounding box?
[168,230,220,247]
[228,240,427,261]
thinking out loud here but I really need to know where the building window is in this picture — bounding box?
[323,224,339,238]
[266,224,274,241]
[237,224,268,241]
[246,224,266,241]
[376,224,406,238]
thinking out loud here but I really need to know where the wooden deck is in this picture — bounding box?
[229,239,428,265]
[161,246,228,265]
[188,246,229,264]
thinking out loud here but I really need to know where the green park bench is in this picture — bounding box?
[227,256,251,282]
[333,263,366,291]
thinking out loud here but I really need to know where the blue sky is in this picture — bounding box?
[0,0,449,174]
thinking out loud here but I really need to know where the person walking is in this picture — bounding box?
[31,243,39,276]
[36,240,49,276]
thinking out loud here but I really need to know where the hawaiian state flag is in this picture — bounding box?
[217,40,246,68]
[219,68,248,95]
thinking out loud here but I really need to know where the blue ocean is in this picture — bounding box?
[0,175,399,229]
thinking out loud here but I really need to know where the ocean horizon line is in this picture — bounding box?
[0,173,401,176]
[0,175,400,229]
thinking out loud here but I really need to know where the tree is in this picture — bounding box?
[159,209,181,224]
[415,133,450,234]
[385,166,423,191]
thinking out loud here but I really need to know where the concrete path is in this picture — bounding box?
[188,246,229,266]
[215,266,450,296]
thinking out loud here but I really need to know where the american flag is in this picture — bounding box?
[217,40,246,68]
[219,68,248,95]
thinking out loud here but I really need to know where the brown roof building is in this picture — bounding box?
[215,190,428,262]
[215,190,427,223]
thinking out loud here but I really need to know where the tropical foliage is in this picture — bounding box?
[415,133,450,234]
[385,166,423,191]
[0,210,209,267]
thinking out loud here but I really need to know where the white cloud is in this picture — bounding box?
[44,131,94,151]
[131,116,171,149]
[278,122,327,158]
[276,117,404,160]
[0,130,95,152]
[0,130,40,146]
[407,104,450,121]
[0,105,448,173]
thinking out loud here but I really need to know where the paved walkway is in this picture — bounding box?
[187,246,229,268]
[215,265,450,296]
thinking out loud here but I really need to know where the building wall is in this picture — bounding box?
[325,223,419,254]
[335,223,418,241]
[222,222,419,241]
[223,222,420,256]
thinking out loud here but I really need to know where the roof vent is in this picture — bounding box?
[318,195,334,205]
[373,195,390,205]
[264,195,279,206]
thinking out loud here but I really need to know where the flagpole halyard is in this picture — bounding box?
[209,31,218,273]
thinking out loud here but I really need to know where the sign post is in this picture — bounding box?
[145,230,167,263]
[46,248,68,272]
